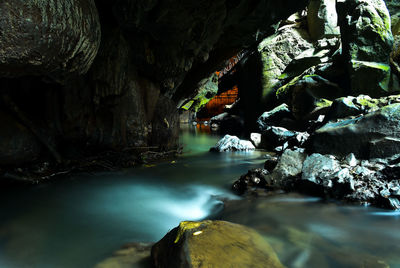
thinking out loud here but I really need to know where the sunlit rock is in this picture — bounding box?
[232,168,270,195]
[151,220,284,268]
[257,103,292,131]
[302,154,341,187]
[271,149,307,185]
[307,0,340,40]
[210,135,255,152]
[337,0,394,96]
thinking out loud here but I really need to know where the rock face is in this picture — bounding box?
[151,220,284,268]
[307,0,340,40]
[0,0,310,168]
[0,0,101,79]
[0,112,41,166]
[109,0,309,102]
[309,103,400,159]
[210,135,255,152]
[337,0,394,96]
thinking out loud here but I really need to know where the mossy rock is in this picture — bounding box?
[337,0,394,96]
[310,103,400,158]
[181,73,218,112]
[151,220,284,268]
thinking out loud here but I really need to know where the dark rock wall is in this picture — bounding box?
[0,0,308,166]
[0,0,101,80]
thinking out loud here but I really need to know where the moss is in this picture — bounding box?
[181,100,194,110]
[276,75,302,99]
[180,73,218,112]
[174,221,202,243]
[316,98,333,108]
[351,60,390,72]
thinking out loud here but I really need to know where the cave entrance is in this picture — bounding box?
[179,52,246,132]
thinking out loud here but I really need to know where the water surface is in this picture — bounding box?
[0,126,399,267]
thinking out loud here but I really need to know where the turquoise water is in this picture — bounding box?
[0,126,399,267]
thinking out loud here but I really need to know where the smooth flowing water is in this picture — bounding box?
[0,125,399,268]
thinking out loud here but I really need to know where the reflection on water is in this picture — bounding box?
[0,126,399,268]
[220,194,400,268]
[0,126,263,268]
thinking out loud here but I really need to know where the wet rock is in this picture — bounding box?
[337,0,394,96]
[271,149,307,185]
[261,126,297,149]
[0,0,101,79]
[302,154,341,187]
[257,104,292,131]
[326,96,362,120]
[307,0,340,40]
[286,75,342,120]
[309,103,400,159]
[232,168,270,195]
[259,126,309,151]
[209,113,244,135]
[151,220,284,268]
[264,155,279,172]
[210,135,255,152]
[381,162,400,180]
[327,94,400,121]
[95,242,153,268]
[250,133,262,148]
[344,153,358,167]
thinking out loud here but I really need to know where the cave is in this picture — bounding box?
[1,0,400,267]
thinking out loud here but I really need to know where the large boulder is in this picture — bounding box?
[337,0,394,96]
[325,94,400,121]
[302,153,341,186]
[0,0,101,79]
[256,103,293,131]
[210,135,255,152]
[271,149,307,185]
[309,103,400,159]
[151,220,284,268]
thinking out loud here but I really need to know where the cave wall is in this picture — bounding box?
[0,0,309,167]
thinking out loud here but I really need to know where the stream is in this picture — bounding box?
[0,125,399,267]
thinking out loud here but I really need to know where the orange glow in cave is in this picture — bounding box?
[197,85,238,121]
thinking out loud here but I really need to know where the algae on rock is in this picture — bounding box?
[151,220,284,268]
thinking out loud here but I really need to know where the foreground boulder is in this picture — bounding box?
[309,103,400,159]
[210,135,255,152]
[151,220,283,268]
